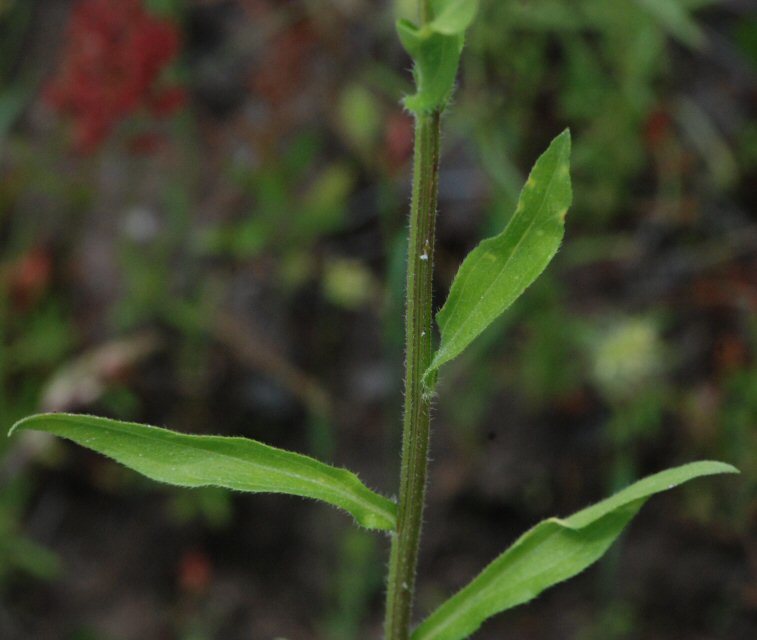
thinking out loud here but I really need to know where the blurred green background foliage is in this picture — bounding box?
[0,1,755,638]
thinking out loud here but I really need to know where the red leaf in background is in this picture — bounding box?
[178,549,213,594]
[45,0,185,153]
[148,86,187,118]
[127,132,167,155]
[383,111,414,171]
[4,247,52,311]
[714,334,748,373]
[251,20,317,106]
[644,107,673,149]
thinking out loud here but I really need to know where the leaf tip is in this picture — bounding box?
[555,127,572,153]
[8,413,38,438]
[9,412,80,438]
[706,460,740,475]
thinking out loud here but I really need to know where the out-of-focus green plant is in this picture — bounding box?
[591,318,665,402]
[198,133,355,275]
[709,363,757,531]
[321,528,383,640]
[0,249,73,589]
[8,2,738,640]
[459,0,721,222]
[0,479,60,586]
[589,317,670,488]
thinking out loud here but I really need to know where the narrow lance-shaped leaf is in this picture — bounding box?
[412,461,738,640]
[10,413,397,531]
[425,129,572,386]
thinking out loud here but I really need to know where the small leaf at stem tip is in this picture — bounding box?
[397,19,423,57]
[411,461,738,640]
[399,26,465,114]
[429,0,480,35]
[424,129,572,387]
[395,1,479,113]
[9,413,397,531]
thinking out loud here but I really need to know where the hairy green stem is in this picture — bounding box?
[384,109,442,640]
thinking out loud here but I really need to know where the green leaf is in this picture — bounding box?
[412,461,738,640]
[429,0,480,35]
[398,21,464,113]
[396,1,479,112]
[397,18,424,57]
[9,413,397,531]
[425,130,572,385]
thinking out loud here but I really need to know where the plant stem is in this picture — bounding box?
[384,108,442,640]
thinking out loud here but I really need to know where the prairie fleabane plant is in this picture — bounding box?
[9,2,737,639]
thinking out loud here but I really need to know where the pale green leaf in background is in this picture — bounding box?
[425,130,572,385]
[9,413,397,531]
[411,461,738,640]
[634,0,705,48]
